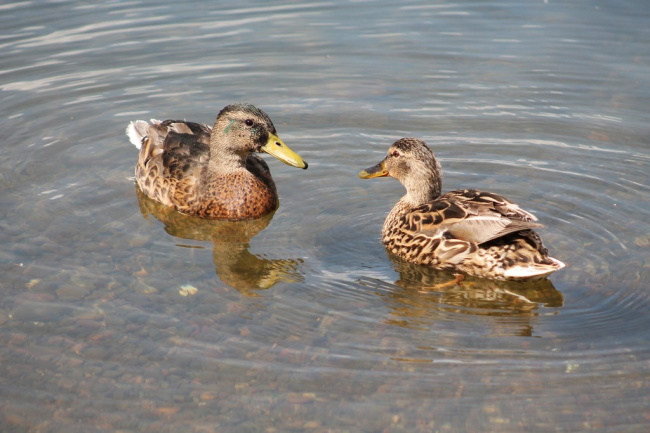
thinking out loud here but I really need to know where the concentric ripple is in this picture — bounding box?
[1,0,649,431]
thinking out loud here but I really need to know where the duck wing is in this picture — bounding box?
[134,120,210,175]
[405,189,542,245]
[158,122,211,180]
[127,119,211,148]
[442,189,538,222]
[128,119,212,207]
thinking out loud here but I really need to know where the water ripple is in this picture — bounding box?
[1,0,649,430]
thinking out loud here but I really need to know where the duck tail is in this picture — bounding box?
[125,120,151,150]
[502,256,566,280]
[126,119,162,150]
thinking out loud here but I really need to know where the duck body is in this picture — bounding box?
[126,103,307,221]
[359,138,565,280]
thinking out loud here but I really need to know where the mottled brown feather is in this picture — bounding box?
[361,138,565,280]
[127,104,304,221]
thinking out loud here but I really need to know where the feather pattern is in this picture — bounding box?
[359,138,565,280]
[126,103,307,221]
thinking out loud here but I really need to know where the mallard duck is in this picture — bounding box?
[358,138,566,280]
[126,103,307,220]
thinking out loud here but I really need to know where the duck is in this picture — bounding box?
[126,103,307,220]
[358,138,566,280]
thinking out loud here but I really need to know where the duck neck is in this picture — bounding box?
[208,138,248,174]
[403,177,441,207]
[402,157,442,207]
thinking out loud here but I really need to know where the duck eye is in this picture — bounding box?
[392,150,400,157]
[245,119,254,127]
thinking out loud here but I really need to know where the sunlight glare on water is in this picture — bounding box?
[1,0,649,432]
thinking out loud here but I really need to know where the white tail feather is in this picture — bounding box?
[125,120,150,150]
[503,257,566,279]
[549,257,567,270]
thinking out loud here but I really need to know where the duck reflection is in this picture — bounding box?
[366,256,563,336]
[135,186,302,295]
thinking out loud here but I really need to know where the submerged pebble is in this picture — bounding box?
[56,285,90,300]
[11,301,73,323]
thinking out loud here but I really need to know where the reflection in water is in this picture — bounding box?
[363,256,563,336]
[135,186,302,295]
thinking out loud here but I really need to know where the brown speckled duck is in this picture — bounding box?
[358,138,566,280]
[126,103,307,220]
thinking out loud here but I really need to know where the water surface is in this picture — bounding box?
[1,1,649,432]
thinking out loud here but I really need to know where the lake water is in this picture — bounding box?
[1,1,649,432]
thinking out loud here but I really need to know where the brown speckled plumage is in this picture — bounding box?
[359,138,566,280]
[126,103,307,221]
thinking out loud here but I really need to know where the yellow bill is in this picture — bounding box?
[261,134,308,169]
[358,160,389,178]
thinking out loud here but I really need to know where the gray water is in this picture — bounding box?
[1,1,649,432]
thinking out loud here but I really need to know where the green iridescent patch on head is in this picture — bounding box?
[223,119,236,134]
